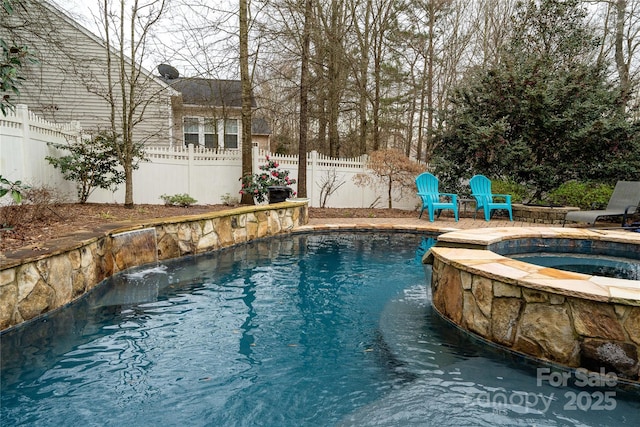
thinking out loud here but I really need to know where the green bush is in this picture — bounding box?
[46,132,128,203]
[547,181,613,210]
[160,193,198,207]
[490,179,529,203]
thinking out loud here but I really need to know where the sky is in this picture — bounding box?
[50,0,240,79]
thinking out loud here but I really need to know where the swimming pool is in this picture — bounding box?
[1,232,639,426]
[512,253,640,280]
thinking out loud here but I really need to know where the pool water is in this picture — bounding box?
[512,253,640,280]
[1,233,639,426]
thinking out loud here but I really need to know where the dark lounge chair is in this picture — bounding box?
[563,181,640,227]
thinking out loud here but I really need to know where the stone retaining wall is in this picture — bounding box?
[0,202,308,331]
[430,257,640,381]
[512,203,579,224]
[426,227,640,383]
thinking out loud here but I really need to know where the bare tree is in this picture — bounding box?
[353,149,426,208]
[99,0,168,207]
[591,0,640,109]
[315,0,351,157]
[317,169,345,207]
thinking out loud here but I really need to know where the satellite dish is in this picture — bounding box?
[157,64,179,79]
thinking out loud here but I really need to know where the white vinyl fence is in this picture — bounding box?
[1,105,419,209]
[0,104,78,200]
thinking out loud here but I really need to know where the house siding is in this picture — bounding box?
[2,1,174,146]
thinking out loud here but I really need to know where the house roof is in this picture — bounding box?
[252,117,271,135]
[163,77,257,108]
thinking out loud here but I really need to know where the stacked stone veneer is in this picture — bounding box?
[512,204,579,224]
[0,202,308,331]
[427,227,640,383]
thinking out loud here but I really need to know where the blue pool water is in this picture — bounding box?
[1,232,639,426]
[512,253,640,280]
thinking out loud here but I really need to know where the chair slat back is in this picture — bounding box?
[607,181,640,211]
[416,172,440,196]
[470,175,492,196]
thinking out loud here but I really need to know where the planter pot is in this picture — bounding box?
[286,197,310,203]
[267,186,292,204]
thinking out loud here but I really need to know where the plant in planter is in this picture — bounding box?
[239,156,296,204]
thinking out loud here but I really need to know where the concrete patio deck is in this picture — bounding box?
[306,215,605,232]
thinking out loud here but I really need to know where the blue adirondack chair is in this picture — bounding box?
[416,172,459,222]
[469,175,513,221]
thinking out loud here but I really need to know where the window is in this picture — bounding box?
[204,119,217,148]
[183,117,240,149]
[183,118,199,146]
[224,119,238,149]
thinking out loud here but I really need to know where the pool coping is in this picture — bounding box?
[429,226,640,305]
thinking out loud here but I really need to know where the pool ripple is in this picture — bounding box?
[3,232,640,426]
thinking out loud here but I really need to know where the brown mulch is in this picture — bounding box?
[0,203,417,254]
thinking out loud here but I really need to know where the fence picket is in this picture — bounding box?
[1,105,418,209]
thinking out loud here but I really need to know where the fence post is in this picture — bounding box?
[188,143,194,196]
[309,150,318,206]
[361,153,368,208]
[17,104,30,183]
[252,144,260,174]
[72,121,82,143]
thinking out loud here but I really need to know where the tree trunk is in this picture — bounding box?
[297,0,312,198]
[124,163,134,207]
[425,0,435,163]
[327,0,343,157]
[240,0,254,205]
[614,0,631,108]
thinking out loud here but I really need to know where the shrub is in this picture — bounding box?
[160,193,198,207]
[0,183,67,228]
[22,185,68,221]
[490,179,529,203]
[548,181,613,210]
[46,132,127,203]
[353,149,426,209]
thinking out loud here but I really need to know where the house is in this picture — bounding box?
[1,0,176,146]
[160,72,271,151]
[1,1,270,150]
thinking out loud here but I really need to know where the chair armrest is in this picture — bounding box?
[440,193,458,203]
[622,205,639,226]
[492,194,512,202]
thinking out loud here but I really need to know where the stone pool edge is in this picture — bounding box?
[425,226,640,383]
[0,202,308,331]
